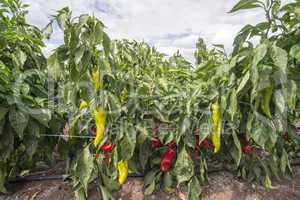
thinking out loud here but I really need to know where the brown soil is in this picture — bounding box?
[0,166,300,200]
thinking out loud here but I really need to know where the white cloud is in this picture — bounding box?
[23,0,293,62]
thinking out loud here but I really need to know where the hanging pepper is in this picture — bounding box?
[151,137,162,148]
[117,160,128,185]
[93,108,106,147]
[79,100,88,110]
[261,86,273,118]
[92,69,101,91]
[160,148,176,172]
[211,102,222,153]
[100,142,114,152]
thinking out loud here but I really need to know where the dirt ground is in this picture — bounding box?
[0,166,300,200]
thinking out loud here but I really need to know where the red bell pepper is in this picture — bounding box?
[151,137,162,148]
[100,142,114,152]
[160,148,176,172]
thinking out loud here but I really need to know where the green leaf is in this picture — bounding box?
[232,132,242,167]
[198,119,211,142]
[74,187,86,200]
[101,173,120,192]
[74,47,85,65]
[0,122,14,161]
[0,119,5,135]
[0,165,7,193]
[0,107,8,121]
[144,180,156,195]
[57,7,70,30]
[27,119,41,137]
[177,117,190,143]
[43,22,53,39]
[48,53,64,80]
[174,147,194,185]
[250,114,277,149]
[138,141,151,170]
[103,32,111,57]
[144,169,160,186]
[271,44,288,73]
[187,177,201,200]
[252,43,268,68]
[229,0,262,13]
[13,49,27,69]
[290,44,300,61]
[75,145,94,195]
[280,149,289,174]
[99,185,115,200]
[236,71,250,95]
[274,89,286,114]
[9,107,29,139]
[119,131,136,160]
[100,185,115,200]
[30,109,51,127]
[229,90,238,121]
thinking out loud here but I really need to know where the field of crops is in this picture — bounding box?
[0,0,300,199]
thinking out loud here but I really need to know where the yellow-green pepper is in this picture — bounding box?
[261,86,273,118]
[93,108,106,147]
[211,102,222,153]
[117,160,128,185]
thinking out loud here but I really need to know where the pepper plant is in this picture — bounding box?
[0,0,62,193]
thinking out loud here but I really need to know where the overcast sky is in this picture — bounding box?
[23,0,291,62]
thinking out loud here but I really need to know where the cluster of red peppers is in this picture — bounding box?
[152,134,216,172]
[151,137,177,172]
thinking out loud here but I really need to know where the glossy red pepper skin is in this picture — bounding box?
[100,142,114,152]
[151,137,162,148]
[160,148,176,172]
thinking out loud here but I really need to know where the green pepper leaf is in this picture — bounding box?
[174,147,194,185]
[9,107,29,139]
[188,177,202,200]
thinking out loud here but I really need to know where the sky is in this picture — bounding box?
[23,0,291,62]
